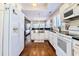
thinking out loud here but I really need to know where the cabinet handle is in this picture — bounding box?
[13,27,18,32]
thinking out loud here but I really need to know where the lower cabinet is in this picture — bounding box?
[48,32,72,56]
[52,33,57,50]
[48,31,57,50]
[31,30,47,41]
[26,34,31,43]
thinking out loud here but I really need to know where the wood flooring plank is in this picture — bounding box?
[20,40,56,56]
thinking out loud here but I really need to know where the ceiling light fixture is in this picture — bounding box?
[32,3,37,7]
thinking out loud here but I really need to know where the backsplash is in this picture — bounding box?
[69,19,79,26]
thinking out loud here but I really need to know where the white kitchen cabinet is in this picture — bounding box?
[72,39,79,56]
[39,33,45,40]
[31,30,48,42]
[52,32,57,49]
[45,31,49,39]
[48,31,57,50]
[48,31,51,40]
[31,30,39,40]
[26,34,31,43]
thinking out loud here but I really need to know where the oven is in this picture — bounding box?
[56,34,72,56]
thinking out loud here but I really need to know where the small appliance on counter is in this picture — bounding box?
[68,26,79,40]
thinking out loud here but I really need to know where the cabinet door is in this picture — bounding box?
[53,33,57,49]
[31,31,34,39]
[49,32,54,46]
[48,31,51,40]
[31,31,38,40]
[45,31,48,39]
[40,33,45,40]
[51,33,55,48]
[50,32,56,49]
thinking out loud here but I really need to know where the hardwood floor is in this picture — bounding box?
[20,40,56,56]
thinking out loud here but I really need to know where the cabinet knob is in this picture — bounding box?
[13,27,19,32]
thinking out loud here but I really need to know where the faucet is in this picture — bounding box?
[58,27,61,33]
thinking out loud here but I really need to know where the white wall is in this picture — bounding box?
[3,4,10,56]
[0,4,4,56]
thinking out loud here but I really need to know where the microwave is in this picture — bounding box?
[64,4,79,20]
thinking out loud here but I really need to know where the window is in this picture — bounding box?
[53,15,62,27]
[56,15,62,27]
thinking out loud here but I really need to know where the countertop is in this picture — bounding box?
[50,30,79,41]
[47,29,72,39]
[25,30,31,36]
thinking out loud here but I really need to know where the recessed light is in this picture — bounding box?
[32,3,37,7]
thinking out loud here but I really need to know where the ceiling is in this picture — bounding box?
[21,3,61,21]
